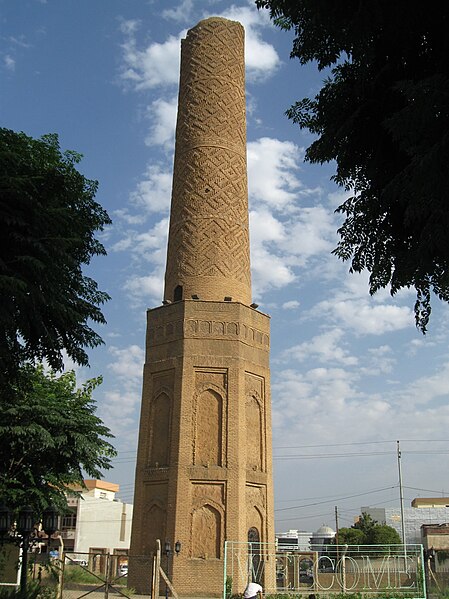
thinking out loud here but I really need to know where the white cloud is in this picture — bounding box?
[4,55,15,70]
[119,4,280,91]
[145,97,177,149]
[145,97,178,148]
[360,344,395,375]
[281,205,336,261]
[124,273,164,306]
[162,0,195,23]
[331,301,412,335]
[120,33,182,90]
[282,300,300,310]
[397,361,449,409]
[252,245,295,296]
[119,19,140,35]
[249,208,295,295]
[108,344,145,384]
[99,389,141,441]
[285,328,358,366]
[248,138,304,211]
[111,217,169,265]
[128,164,172,213]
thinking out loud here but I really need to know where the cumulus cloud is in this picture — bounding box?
[145,96,177,149]
[108,344,145,384]
[248,138,304,211]
[111,217,169,265]
[285,328,358,366]
[359,344,396,375]
[124,273,164,307]
[331,300,411,335]
[128,165,172,214]
[397,361,449,409]
[119,4,280,91]
[282,300,300,310]
[281,205,336,262]
[120,31,181,90]
[162,0,195,23]
[98,388,141,442]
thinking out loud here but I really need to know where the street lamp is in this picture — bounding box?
[0,503,59,599]
[164,540,181,599]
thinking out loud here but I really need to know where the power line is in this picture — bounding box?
[275,486,397,512]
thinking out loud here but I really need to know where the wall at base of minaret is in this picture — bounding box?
[129,300,275,596]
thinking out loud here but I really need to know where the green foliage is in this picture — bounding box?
[353,512,377,534]
[226,576,233,599]
[339,512,401,546]
[368,524,402,545]
[337,527,365,545]
[0,580,56,599]
[0,364,116,513]
[255,0,449,332]
[0,128,111,385]
[62,565,101,584]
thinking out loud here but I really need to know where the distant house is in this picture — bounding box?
[60,479,133,558]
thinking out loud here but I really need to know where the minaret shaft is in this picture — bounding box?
[164,18,251,305]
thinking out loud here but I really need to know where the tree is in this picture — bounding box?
[0,128,111,385]
[369,524,402,545]
[338,512,401,546]
[255,0,449,332]
[0,364,116,514]
[338,526,365,546]
[353,511,377,536]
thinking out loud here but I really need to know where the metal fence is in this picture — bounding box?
[224,542,426,599]
[60,551,153,599]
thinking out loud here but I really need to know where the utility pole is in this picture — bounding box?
[397,440,407,564]
[335,506,340,546]
[335,505,340,562]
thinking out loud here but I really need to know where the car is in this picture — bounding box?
[119,564,128,576]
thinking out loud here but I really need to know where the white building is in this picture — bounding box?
[276,525,336,553]
[361,498,449,544]
[61,480,133,556]
[276,529,312,551]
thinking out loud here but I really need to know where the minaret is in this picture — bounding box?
[130,17,274,597]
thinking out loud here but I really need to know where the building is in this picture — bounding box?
[276,530,312,551]
[129,16,275,597]
[421,523,449,552]
[61,479,132,556]
[361,499,449,544]
[412,497,449,508]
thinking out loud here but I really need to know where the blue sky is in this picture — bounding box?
[2,0,449,534]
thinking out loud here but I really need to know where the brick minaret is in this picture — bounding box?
[130,17,274,596]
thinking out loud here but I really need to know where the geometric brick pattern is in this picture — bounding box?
[164,17,251,304]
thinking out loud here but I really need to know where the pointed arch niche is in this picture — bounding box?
[191,503,222,559]
[148,390,172,467]
[246,393,264,471]
[193,388,223,466]
[143,502,166,555]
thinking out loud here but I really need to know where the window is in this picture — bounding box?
[174,285,183,302]
[61,510,77,530]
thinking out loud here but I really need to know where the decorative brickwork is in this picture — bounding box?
[164,17,251,305]
[130,17,274,597]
